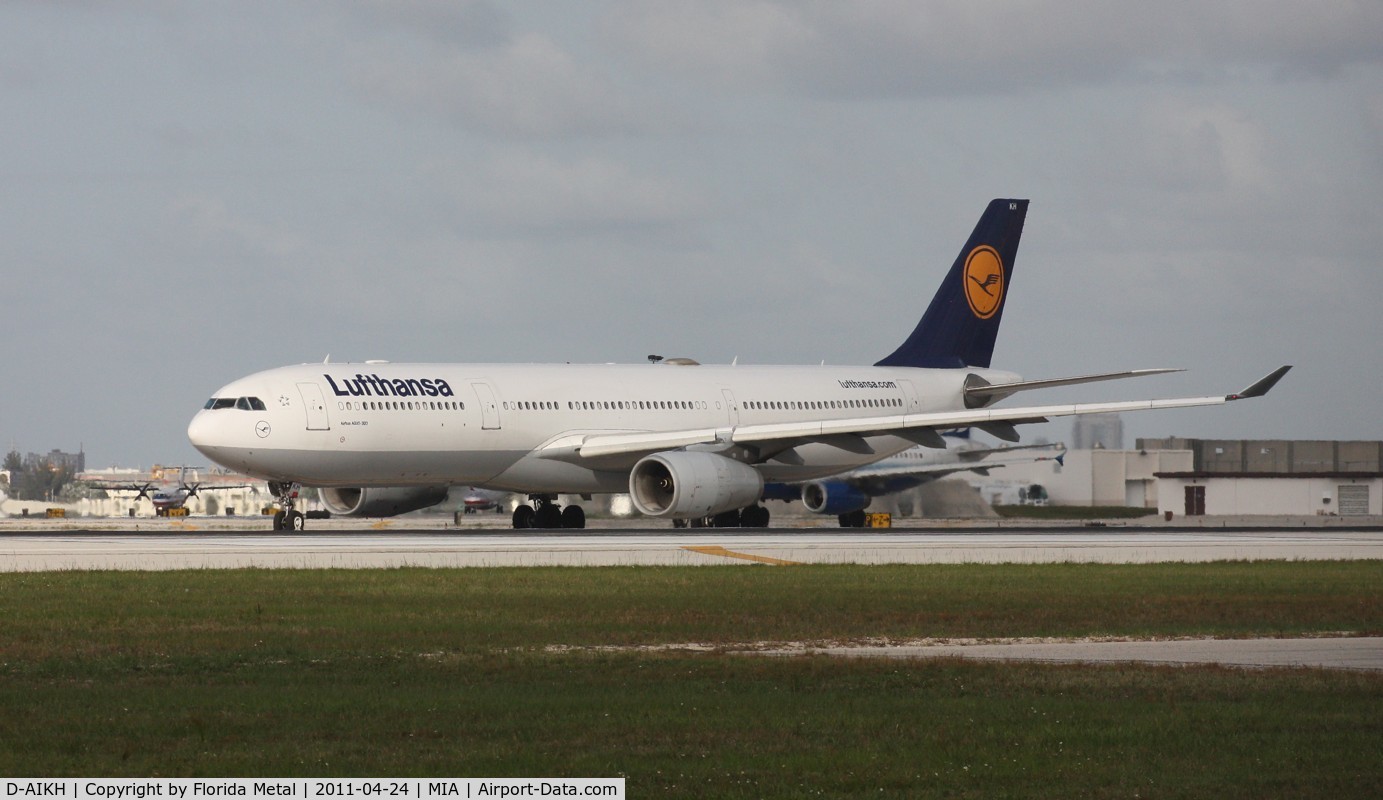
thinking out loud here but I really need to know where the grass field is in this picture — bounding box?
[2,562,1381,796]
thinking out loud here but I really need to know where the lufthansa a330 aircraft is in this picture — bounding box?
[187,199,1290,530]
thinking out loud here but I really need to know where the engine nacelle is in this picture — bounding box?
[629,452,764,519]
[319,486,449,517]
[800,480,871,516]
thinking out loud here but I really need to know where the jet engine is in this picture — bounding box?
[629,452,764,519]
[319,486,450,517]
[800,480,871,516]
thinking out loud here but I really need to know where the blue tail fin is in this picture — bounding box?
[875,199,1029,369]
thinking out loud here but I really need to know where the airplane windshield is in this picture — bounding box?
[205,397,265,411]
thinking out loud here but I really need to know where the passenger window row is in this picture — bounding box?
[500,398,900,414]
[339,401,465,412]
[505,400,709,411]
[745,398,902,411]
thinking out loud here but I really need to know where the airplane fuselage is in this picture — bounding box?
[188,361,1020,493]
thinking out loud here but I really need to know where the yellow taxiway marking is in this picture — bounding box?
[371,519,394,530]
[683,545,801,566]
[170,520,200,532]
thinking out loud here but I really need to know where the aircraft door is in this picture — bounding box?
[471,382,501,430]
[896,379,922,413]
[296,382,331,431]
[721,389,740,426]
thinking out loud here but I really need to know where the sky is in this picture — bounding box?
[2,0,1381,470]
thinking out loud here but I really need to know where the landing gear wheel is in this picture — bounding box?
[712,510,742,528]
[535,503,562,529]
[560,505,586,529]
[273,510,286,531]
[742,505,770,528]
[287,510,306,531]
[839,510,867,528]
[512,504,536,529]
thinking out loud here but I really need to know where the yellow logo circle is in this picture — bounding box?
[962,245,1004,319]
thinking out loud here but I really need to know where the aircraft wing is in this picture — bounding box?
[851,445,1065,481]
[552,366,1291,462]
[835,461,1049,498]
[954,440,1064,462]
[85,482,158,498]
[185,484,252,491]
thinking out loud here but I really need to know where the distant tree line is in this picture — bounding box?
[2,450,89,502]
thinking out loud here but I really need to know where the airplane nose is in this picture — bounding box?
[187,411,219,455]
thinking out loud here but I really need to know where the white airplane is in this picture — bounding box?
[459,486,510,514]
[760,435,1066,528]
[187,199,1290,531]
[85,467,250,516]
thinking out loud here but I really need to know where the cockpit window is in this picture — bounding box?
[206,397,264,410]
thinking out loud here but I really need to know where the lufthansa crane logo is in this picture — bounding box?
[962,245,1004,319]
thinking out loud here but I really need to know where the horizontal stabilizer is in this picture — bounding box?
[965,368,1183,402]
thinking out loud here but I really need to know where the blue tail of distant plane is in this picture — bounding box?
[875,198,1029,369]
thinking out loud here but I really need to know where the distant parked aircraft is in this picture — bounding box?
[460,486,511,514]
[761,434,1064,527]
[88,467,250,515]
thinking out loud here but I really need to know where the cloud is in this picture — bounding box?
[343,0,511,48]
[607,1,1383,96]
[436,149,704,237]
[350,26,638,137]
[166,194,308,262]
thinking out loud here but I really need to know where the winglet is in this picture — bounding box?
[1227,365,1292,400]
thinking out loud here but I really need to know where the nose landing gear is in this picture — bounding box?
[269,481,306,531]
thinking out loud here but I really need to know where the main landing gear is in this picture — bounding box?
[269,481,306,531]
[672,504,771,528]
[837,510,869,528]
[511,495,586,529]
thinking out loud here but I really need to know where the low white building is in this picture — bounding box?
[1143,438,1383,517]
[1156,473,1382,517]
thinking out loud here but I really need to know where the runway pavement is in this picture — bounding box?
[1,525,1381,571]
